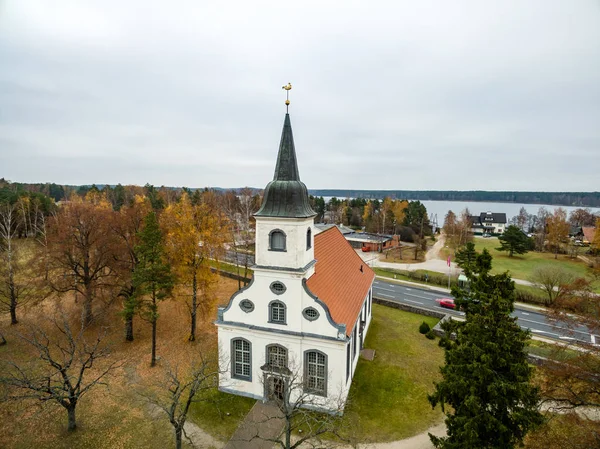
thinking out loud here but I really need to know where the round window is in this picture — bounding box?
[239,299,255,313]
[270,281,286,295]
[303,307,319,321]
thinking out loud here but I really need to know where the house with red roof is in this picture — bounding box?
[216,112,374,412]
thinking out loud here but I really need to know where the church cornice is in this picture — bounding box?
[252,259,317,274]
[214,320,347,343]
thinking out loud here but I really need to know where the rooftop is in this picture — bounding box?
[307,227,375,336]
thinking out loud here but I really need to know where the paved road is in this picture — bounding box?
[373,279,596,345]
[224,250,255,266]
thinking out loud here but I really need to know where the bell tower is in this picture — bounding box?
[254,85,317,272]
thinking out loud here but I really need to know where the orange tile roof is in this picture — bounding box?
[582,226,596,244]
[306,227,375,336]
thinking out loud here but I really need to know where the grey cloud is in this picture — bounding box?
[0,0,599,191]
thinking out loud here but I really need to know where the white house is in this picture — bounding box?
[470,212,507,235]
[216,112,375,412]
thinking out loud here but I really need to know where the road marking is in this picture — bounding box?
[559,336,575,340]
[531,329,547,334]
[521,312,530,316]
[592,335,596,345]
[405,292,433,300]
[379,293,395,298]
[375,287,395,292]
[518,317,590,337]
[404,299,424,305]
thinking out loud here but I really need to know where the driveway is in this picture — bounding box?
[356,234,535,287]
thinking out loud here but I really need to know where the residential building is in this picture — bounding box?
[470,212,507,235]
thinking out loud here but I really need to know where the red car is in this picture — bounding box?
[436,298,456,310]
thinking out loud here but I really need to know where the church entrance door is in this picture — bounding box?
[266,375,285,402]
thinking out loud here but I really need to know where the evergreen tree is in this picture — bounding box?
[496,225,532,257]
[454,242,477,273]
[133,211,174,367]
[428,249,543,448]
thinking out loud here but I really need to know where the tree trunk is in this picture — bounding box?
[9,302,17,325]
[285,419,291,449]
[67,404,77,431]
[83,283,93,326]
[175,426,183,449]
[0,333,6,346]
[189,272,197,342]
[151,295,157,367]
[125,312,134,342]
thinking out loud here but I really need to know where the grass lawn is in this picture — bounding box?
[340,305,444,442]
[188,390,256,441]
[473,237,599,291]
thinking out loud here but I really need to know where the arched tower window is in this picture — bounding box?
[269,301,286,324]
[306,228,312,250]
[269,229,286,251]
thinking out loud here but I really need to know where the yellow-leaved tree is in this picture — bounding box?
[163,192,226,341]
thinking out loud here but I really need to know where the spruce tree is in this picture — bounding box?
[133,211,174,367]
[428,249,543,448]
[496,225,532,257]
[454,242,478,273]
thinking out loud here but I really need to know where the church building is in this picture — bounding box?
[216,108,375,412]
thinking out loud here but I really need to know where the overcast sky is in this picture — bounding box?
[1,1,599,191]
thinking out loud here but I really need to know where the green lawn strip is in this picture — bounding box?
[340,305,444,442]
[188,389,256,441]
[208,259,254,278]
[526,339,582,362]
[373,267,458,290]
[473,238,600,292]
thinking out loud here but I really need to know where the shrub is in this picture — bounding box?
[515,290,546,306]
[425,330,436,340]
[419,321,430,334]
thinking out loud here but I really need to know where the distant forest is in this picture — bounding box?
[308,190,600,208]
[2,179,599,208]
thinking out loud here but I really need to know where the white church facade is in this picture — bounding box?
[216,112,375,412]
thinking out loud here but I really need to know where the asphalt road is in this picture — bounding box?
[373,279,596,345]
[224,250,255,266]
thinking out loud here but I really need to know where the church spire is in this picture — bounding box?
[255,88,316,218]
[272,113,300,182]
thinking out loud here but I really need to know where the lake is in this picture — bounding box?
[420,200,600,225]
[322,197,600,225]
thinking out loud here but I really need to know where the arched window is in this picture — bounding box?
[231,338,252,380]
[306,228,312,250]
[269,229,286,251]
[304,350,327,396]
[269,301,286,324]
[266,344,288,370]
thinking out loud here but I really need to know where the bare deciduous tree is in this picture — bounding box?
[234,361,349,449]
[142,354,220,449]
[0,312,120,431]
[529,264,576,306]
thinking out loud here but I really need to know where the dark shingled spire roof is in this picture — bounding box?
[255,114,316,218]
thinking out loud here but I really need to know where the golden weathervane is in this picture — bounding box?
[282,82,292,112]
